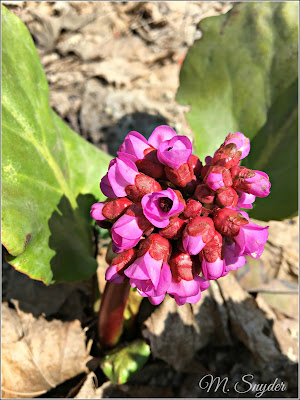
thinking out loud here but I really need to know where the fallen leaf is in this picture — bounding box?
[217,274,283,366]
[1,303,90,398]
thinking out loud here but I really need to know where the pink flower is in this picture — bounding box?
[235,221,269,259]
[231,166,271,197]
[167,275,209,305]
[148,125,177,149]
[224,132,250,159]
[101,156,162,202]
[182,216,215,255]
[111,204,152,253]
[118,131,152,162]
[222,240,246,273]
[213,208,268,259]
[124,234,172,301]
[236,192,256,209]
[157,136,192,170]
[95,125,271,307]
[100,157,139,198]
[141,188,184,228]
[90,202,106,221]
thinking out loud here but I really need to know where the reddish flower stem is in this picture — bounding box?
[98,280,130,348]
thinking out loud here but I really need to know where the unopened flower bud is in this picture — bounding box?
[200,232,224,280]
[212,142,241,168]
[102,197,133,220]
[105,248,137,283]
[216,187,238,208]
[125,173,162,202]
[135,148,165,178]
[204,165,232,191]
[183,198,202,218]
[231,166,271,197]
[195,184,215,204]
[137,233,172,262]
[169,249,200,282]
[188,154,203,177]
[183,216,215,255]
[224,132,250,159]
[213,208,248,238]
[167,250,209,305]
[159,216,186,240]
[164,163,194,187]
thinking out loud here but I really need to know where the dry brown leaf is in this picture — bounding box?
[75,373,126,399]
[1,303,90,398]
[217,274,283,366]
[142,291,219,371]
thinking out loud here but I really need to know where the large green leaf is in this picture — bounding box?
[100,339,151,384]
[244,80,298,221]
[176,2,298,220]
[2,6,111,284]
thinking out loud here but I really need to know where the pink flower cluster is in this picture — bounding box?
[91,126,271,306]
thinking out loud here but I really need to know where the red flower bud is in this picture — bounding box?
[159,216,186,240]
[204,165,233,191]
[213,208,248,237]
[125,173,162,202]
[102,197,133,220]
[216,187,238,208]
[201,164,210,180]
[188,155,203,177]
[169,249,200,282]
[212,142,241,168]
[183,198,202,218]
[110,248,138,276]
[135,148,165,179]
[195,184,215,204]
[96,220,113,229]
[200,231,223,263]
[231,166,271,197]
[137,233,172,262]
[164,163,194,187]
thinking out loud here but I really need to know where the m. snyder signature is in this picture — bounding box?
[198,374,287,397]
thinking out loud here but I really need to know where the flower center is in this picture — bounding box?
[159,197,173,213]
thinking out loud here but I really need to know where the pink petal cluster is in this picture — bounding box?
[91,126,271,306]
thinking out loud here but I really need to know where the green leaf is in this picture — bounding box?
[100,339,150,384]
[1,6,111,284]
[176,2,298,220]
[244,80,298,221]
